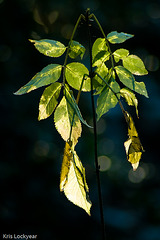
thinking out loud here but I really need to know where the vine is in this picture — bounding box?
[14,9,148,240]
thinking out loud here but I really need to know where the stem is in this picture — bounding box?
[63,14,85,85]
[86,9,106,240]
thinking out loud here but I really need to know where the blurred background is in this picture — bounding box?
[0,0,160,239]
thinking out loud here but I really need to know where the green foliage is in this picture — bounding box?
[14,11,149,215]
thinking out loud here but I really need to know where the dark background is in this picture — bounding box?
[1,0,160,239]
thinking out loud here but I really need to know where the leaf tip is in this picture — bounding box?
[132,162,139,171]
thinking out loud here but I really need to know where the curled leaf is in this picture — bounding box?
[124,112,144,171]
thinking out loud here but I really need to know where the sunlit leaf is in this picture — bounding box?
[115,66,148,98]
[38,82,62,120]
[120,88,139,117]
[124,112,144,171]
[113,48,129,62]
[14,64,62,95]
[64,84,92,128]
[54,96,82,146]
[65,62,91,91]
[107,31,134,44]
[60,140,72,191]
[92,38,110,67]
[62,147,92,215]
[123,55,148,75]
[69,40,86,59]
[96,77,120,121]
[29,39,66,57]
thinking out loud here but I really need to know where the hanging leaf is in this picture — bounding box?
[107,31,134,44]
[61,145,92,215]
[115,66,148,98]
[60,140,72,191]
[65,62,91,91]
[54,96,82,146]
[123,55,148,75]
[96,77,120,121]
[38,82,62,120]
[113,48,129,63]
[29,39,66,57]
[68,40,86,59]
[120,88,139,117]
[14,64,62,95]
[124,112,144,171]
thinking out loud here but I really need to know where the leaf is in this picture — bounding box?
[96,77,120,121]
[29,39,66,57]
[92,38,110,67]
[64,84,92,128]
[120,88,139,117]
[115,66,148,98]
[107,31,134,44]
[61,145,92,215]
[60,140,72,191]
[124,112,144,171]
[65,62,91,91]
[14,64,62,95]
[123,55,148,75]
[113,48,129,63]
[38,82,62,120]
[54,96,82,146]
[68,40,86,59]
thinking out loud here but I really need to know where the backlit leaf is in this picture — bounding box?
[38,82,62,120]
[14,64,62,95]
[113,48,129,62]
[63,148,92,215]
[115,66,148,97]
[54,96,82,146]
[92,38,110,67]
[120,88,139,117]
[124,112,144,171]
[69,40,85,59]
[96,77,120,121]
[107,31,134,44]
[65,62,91,91]
[29,39,66,57]
[60,140,72,191]
[123,55,148,75]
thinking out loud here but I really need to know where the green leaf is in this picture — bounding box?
[115,66,148,97]
[123,55,148,75]
[93,63,108,87]
[92,38,110,67]
[113,48,129,63]
[92,38,108,59]
[60,143,92,215]
[107,31,134,44]
[96,77,120,120]
[65,62,91,91]
[124,112,144,171]
[68,40,86,59]
[120,88,139,117]
[38,82,62,120]
[54,96,82,146]
[14,64,62,95]
[64,84,92,128]
[29,39,66,57]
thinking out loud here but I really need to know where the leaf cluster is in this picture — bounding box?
[14,12,148,215]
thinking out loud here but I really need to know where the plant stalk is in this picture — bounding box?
[86,9,106,240]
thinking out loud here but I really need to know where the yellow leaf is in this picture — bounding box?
[60,141,92,215]
[63,150,92,215]
[60,140,72,191]
[124,112,144,171]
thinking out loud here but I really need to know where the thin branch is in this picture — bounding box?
[86,9,106,240]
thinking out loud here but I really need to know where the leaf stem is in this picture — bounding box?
[86,9,106,240]
[63,14,85,85]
